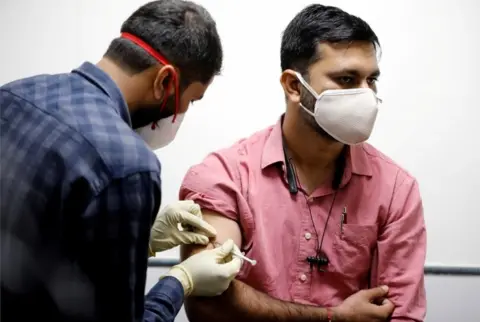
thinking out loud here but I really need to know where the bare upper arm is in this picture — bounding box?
[180,210,242,260]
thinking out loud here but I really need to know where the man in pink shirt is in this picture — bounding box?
[180,4,426,322]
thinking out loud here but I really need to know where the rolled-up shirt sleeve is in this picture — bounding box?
[372,172,427,322]
[179,151,242,222]
[178,150,256,276]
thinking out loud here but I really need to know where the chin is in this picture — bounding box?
[308,122,335,142]
[317,130,337,143]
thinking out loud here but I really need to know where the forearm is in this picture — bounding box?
[375,178,427,322]
[185,279,330,322]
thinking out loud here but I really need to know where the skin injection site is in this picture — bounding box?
[1,0,479,321]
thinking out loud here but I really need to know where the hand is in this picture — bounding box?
[149,200,217,253]
[166,239,243,296]
[333,286,395,322]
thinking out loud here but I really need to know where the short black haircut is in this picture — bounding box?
[105,0,222,87]
[281,4,380,75]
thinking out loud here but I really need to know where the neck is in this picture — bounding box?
[96,58,147,112]
[282,110,344,171]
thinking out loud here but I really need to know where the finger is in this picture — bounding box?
[218,243,236,263]
[380,298,395,309]
[371,298,395,317]
[177,200,201,215]
[232,243,242,254]
[179,212,217,237]
[177,231,210,245]
[188,203,202,216]
[215,239,235,257]
[220,257,243,277]
[178,200,195,206]
[363,285,389,300]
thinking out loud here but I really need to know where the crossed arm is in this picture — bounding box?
[180,211,332,322]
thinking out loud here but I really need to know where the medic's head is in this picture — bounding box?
[101,0,222,142]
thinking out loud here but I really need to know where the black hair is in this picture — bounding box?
[281,4,380,76]
[104,0,222,87]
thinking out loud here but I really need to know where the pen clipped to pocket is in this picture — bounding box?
[340,206,347,237]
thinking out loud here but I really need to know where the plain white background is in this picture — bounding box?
[1,0,479,320]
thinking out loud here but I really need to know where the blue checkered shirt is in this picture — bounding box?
[0,62,184,322]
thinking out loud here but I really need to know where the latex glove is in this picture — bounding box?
[149,200,217,255]
[165,239,243,296]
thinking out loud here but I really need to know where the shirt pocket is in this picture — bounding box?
[332,224,377,279]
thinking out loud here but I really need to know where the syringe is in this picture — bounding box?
[214,242,257,266]
[183,222,258,266]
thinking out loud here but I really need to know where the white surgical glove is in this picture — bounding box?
[149,200,217,255]
[165,239,243,296]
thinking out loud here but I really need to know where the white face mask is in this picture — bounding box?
[295,72,381,145]
[135,113,185,150]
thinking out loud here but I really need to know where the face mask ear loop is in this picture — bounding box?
[294,71,320,100]
[151,76,174,130]
[171,72,180,123]
[294,71,319,117]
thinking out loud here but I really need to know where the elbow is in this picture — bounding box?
[184,297,213,322]
[185,282,243,322]
[184,288,234,322]
[184,298,199,321]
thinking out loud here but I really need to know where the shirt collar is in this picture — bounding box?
[72,62,132,127]
[261,116,286,169]
[261,115,372,177]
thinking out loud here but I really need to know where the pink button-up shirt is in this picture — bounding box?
[180,118,427,321]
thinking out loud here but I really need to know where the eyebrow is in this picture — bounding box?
[332,68,381,77]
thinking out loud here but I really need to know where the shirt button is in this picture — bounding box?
[300,274,307,282]
[305,232,312,240]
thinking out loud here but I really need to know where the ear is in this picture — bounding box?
[280,69,301,104]
[153,65,176,100]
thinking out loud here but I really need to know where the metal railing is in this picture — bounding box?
[148,258,480,276]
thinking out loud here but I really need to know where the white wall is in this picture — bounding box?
[2,0,480,317]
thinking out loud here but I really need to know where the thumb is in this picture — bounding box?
[214,239,235,257]
[364,285,389,300]
[179,212,217,237]
[219,257,243,277]
[177,200,200,214]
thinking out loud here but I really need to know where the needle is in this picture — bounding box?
[214,242,257,266]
